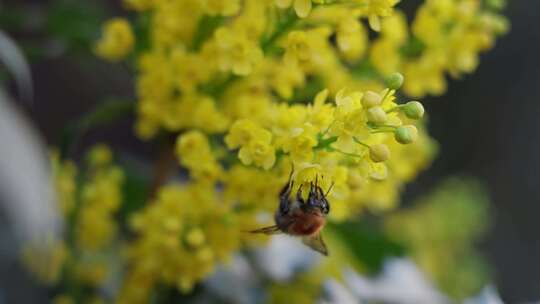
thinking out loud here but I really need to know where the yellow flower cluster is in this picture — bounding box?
[23,145,125,298]
[76,145,124,253]
[118,183,243,303]
[370,0,508,97]
[92,0,506,143]
[385,177,490,299]
[220,87,435,219]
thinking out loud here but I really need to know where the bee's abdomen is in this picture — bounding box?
[287,212,325,236]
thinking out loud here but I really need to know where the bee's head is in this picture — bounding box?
[302,176,332,215]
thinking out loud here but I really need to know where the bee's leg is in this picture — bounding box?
[249,225,282,235]
[296,184,304,204]
[309,180,317,198]
[279,165,295,214]
[279,182,293,215]
[279,164,295,198]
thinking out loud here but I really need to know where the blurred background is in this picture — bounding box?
[1,0,539,303]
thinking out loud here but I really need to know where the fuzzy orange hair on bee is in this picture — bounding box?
[250,167,333,256]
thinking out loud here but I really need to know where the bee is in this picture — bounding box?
[250,167,333,255]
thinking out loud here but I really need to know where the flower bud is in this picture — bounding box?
[362,91,382,108]
[386,72,404,90]
[402,101,425,120]
[367,106,387,124]
[369,144,390,162]
[394,125,418,144]
[185,228,205,247]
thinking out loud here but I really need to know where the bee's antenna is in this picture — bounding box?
[286,162,295,184]
[315,174,319,188]
[325,181,335,196]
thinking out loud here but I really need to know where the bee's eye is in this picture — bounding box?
[320,200,329,214]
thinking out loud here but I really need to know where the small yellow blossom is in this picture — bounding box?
[215,27,263,75]
[239,139,277,169]
[176,130,223,181]
[22,237,69,284]
[225,119,272,149]
[185,228,206,247]
[50,151,77,215]
[95,18,134,61]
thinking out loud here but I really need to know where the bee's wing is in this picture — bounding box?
[302,232,328,256]
[249,225,282,235]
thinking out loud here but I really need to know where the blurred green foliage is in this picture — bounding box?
[0,0,107,59]
[385,177,491,299]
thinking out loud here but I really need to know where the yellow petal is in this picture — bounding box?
[368,15,381,32]
[314,89,329,105]
[238,147,253,165]
[294,0,311,18]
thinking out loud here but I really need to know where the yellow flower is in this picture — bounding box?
[307,89,334,131]
[336,16,368,61]
[225,119,272,149]
[284,31,310,65]
[176,131,222,181]
[193,97,230,133]
[170,48,213,93]
[185,228,206,247]
[95,18,134,61]
[215,27,263,75]
[238,140,277,170]
[359,0,401,31]
[86,144,113,167]
[283,129,317,163]
[21,237,69,284]
[50,151,77,215]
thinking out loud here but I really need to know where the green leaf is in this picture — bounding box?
[328,220,405,274]
[46,0,106,53]
[60,99,134,158]
[399,36,426,58]
[191,15,224,52]
[118,163,150,224]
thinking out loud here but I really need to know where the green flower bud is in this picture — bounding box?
[362,91,382,108]
[395,125,418,144]
[402,101,424,120]
[369,144,390,162]
[367,106,387,124]
[386,72,404,90]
